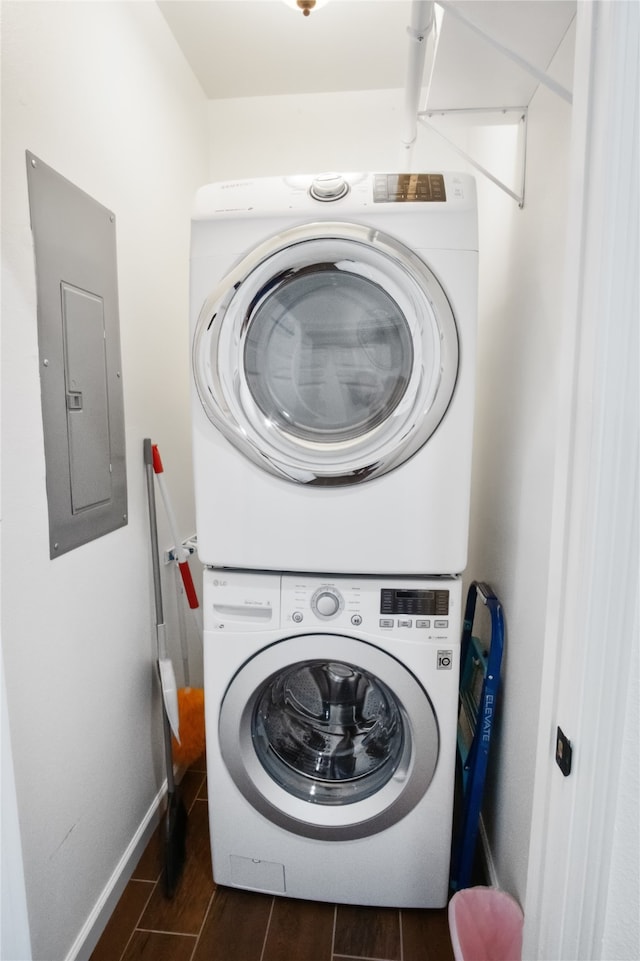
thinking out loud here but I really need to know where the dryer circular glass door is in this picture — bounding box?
[218,634,440,840]
[193,222,459,485]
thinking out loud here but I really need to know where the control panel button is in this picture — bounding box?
[311,588,343,618]
[434,619,449,628]
[309,173,349,202]
[316,592,338,617]
[398,618,412,628]
[351,614,362,626]
[379,618,394,628]
[292,611,303,623]
[416,619,431,628]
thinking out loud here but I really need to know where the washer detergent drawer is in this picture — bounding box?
[208,572,281,630]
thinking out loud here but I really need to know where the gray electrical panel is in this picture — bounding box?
[26,152,127,558]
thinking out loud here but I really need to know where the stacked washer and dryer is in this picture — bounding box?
[189,172,478,908]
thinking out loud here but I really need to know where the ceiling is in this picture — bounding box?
[157,0,576,105]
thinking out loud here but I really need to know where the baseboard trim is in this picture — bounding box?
[65,780,167,961]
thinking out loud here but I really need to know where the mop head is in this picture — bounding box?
[172,687,206,768]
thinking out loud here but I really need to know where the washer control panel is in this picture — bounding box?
[281,573,459,641]
[204,570,460,641]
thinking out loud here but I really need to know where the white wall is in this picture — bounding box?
[1,664,32,959]
[1,3,207,958]
[207,87,470,180]
[465,26,575,902]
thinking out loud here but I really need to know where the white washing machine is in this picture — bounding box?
[191,172,478,576]
[203,567,461,908]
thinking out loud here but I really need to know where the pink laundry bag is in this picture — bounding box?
[448,887,524,961]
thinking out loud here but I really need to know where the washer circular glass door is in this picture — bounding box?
[218,634,440,840]
[193,222,459,485]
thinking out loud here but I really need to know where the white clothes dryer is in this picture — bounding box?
[203,567,461,908]
[191,172,478,575]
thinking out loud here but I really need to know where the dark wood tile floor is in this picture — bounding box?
[91,756,455,961]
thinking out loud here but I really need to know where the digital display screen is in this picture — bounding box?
[380,588,449,616]
[373,173,446,203]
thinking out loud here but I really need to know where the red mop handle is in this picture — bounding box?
[151,444,164,475]
[176,560,199,610]
[152,444,199,610]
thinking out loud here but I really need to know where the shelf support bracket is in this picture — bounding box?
[417,107,528,207]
